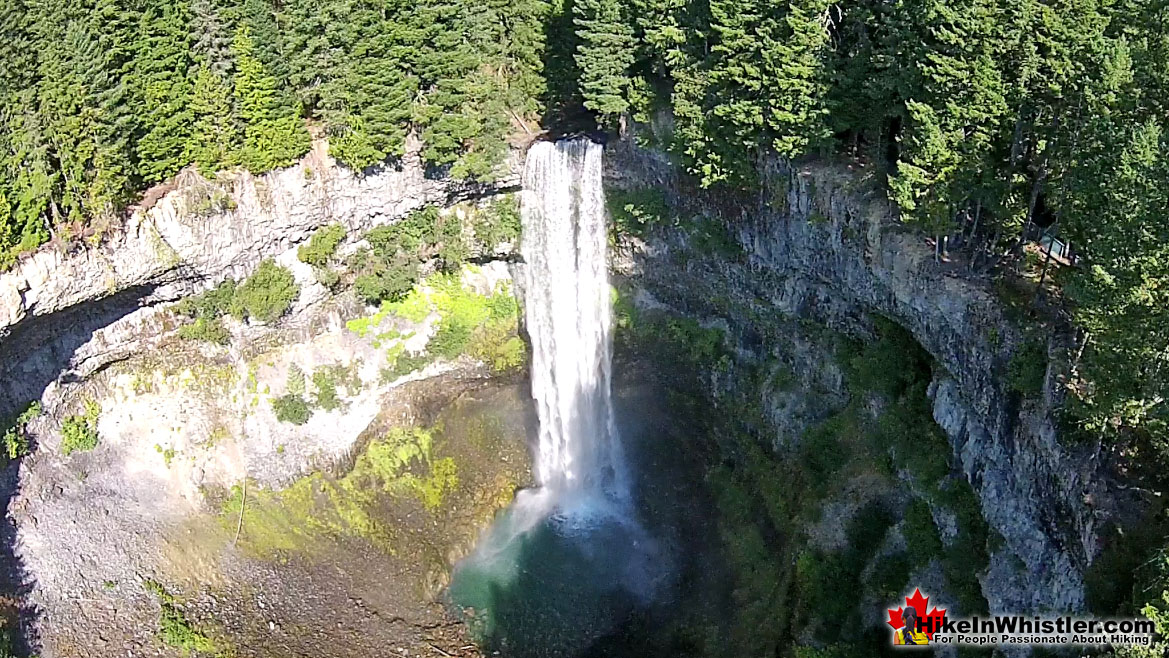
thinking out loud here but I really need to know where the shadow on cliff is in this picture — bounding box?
[0,284,160,655]
[0,285,158,414]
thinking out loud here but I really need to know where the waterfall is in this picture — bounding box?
[521,138,628,518]
[447,140,666,640]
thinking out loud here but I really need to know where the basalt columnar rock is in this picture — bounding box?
[0,139,519,417]
[609,141,1109,618]
[0,140,526,658]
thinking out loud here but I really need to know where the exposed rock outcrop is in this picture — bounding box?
[610,143,1108,616]
[0,140,518,417]
[0,142,526,657]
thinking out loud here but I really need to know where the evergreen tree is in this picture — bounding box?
[764,0,832,158]
[189,65,242,173]
[573,0,636,127]
[135,0,195,183]
[280,0,352,113]
[189,0,233,76]
[887,0,1009,237]
[327,1,418,170]
[231,26,310,173]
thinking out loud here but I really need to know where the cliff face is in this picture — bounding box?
[0,140,517,417]
[0,136,1111,630]
[0,143,527,657]
[609,144,1109,616]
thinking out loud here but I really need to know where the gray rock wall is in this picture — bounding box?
[0,140,517,416]
[610,144,1108,616]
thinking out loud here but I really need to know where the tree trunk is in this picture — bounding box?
[1034,241,1055,303]
[1010,110,1027,166]
[1008,175,1044,257]
[1071,330,1090,380]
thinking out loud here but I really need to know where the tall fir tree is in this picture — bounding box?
[189,0,233,76]
[189,65,242,174]
[573,0,636,128]
[231,25,310,173]
[327,0,418,170]
[135,0,196,183]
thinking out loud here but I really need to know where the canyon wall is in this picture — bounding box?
[608,141,1110,617]
[0,139,518,417]
[0,136,1115,647]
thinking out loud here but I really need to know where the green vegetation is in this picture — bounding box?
[383,350,431,382]
[144,580,217,655]
[903,499,943,565]
[619,302,996,653]
[348,206,465,304]
[297,223,345,267]
[176,316,230,345]
[1007,340,1048,397]
[0,4,1162,522]
[428,277,516,361]
[472,196,522,253]
[347,268,525,377]
[231,259,299,322]
[60,399,101,456]
[156,444,178,467]
[311,369,338,411]
[272,394,310,425]
[286,364,306,395]
[174,260,298,340]
[269,362,360,423]
[221,425,459,556]
[174,279,238,321]
[607,187,670,241]
[0,0,548,267]
[2,400,41,461]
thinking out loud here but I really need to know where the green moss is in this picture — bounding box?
[221,426,460,558]
[799,407,865,488]
[61,399,101,455]
[144,580,218,655]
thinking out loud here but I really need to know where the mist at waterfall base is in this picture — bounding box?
[446,140,673,658]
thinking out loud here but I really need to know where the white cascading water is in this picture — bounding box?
[448,139,665,622]
[521,138,629,519]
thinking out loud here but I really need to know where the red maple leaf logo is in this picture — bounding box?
[886,588,947,640]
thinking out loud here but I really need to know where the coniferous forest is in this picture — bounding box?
[0,0,1168,629]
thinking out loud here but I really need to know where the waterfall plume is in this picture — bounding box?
[521,139,628,517]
